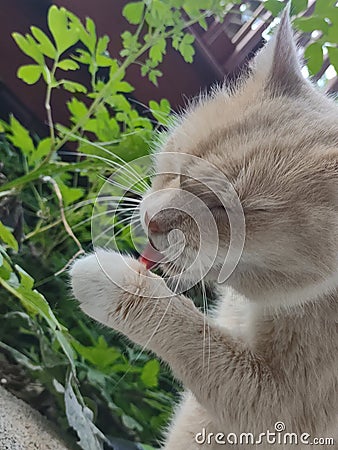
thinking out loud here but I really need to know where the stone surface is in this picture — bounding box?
[0,386,73,450]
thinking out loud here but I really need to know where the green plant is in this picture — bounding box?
[0,2,230,448]
[264,0,338,76]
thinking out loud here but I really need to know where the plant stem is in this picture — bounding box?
[24,218,63,240]
[44,56,60,161]
[42,176,85,275]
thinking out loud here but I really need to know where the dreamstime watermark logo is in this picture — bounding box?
[194,421,336,446]
[90,152,246,296]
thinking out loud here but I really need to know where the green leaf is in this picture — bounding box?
[96,35,110,56]
[172,33,182,51]
[141,359,160,387]
[327,22,338,44]
[315,0,337,16]
[122,2,145,25]
[0,160,92,192]
[96,55,114,67]
[199,16,208,30]
[266,0,310,16]
[58,59,80,70]
[263,0,284,16]
[62,80,87,93]
[73,49,91,65]
[17,266,34,290]
[30,26,57,58]
[57,180,83,206]
[84,17,97,53]
[72,336,121,370]
[327,47,338,73]
[107,94,132,112]
[63,377,104,450]
[67,98,88,122]
[48,5,79,54]
[294,16,329,34]
[148,69,162,86]
[149,38,166,64]
[7,115,35,156]
[146,1,172,27]
[12,32,44,64]
[122,414,143,432]
[13,266,68,334]
[0,341,42,371]
[48,5,66,52]
[17,64,42,85]
[305,42,324,74]
[120,30,141,57]
[0,221,18,251]
[178,33,195,63]
[109,60,125,83]
[149,99,171,125]
[55,330,76,369]
[114,81,134,93]
[291,0,308,15]
[28,137,52,165]
[160,98,171,112]
[0,257,11,281]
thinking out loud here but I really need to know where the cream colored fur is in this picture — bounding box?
[70,8,338,449]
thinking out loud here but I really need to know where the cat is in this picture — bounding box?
[70,6,338,450]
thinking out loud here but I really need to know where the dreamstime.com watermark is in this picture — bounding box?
[194,422,335,446]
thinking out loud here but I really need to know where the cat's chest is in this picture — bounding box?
[213,286,253,340]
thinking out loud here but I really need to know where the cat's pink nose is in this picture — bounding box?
[145,211,161,233]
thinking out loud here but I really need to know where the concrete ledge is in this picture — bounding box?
[0,386,73,450]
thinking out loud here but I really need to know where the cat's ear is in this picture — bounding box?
[252,3,304,96]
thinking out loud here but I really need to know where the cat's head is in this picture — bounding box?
[139,6,338,306]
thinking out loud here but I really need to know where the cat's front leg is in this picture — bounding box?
[70,250,279,436]
[70,249,175,345]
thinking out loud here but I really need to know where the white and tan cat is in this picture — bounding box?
[70,8,338,449]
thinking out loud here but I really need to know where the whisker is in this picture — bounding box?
[104,162,150,192]
[89,129,147,146]
[160,261,177,279]
[65,134,151,191]
[99,174,144,196]
[94,216,141,244]
[112,215,141,230]
[104,221,143,248]
[109,208,139,216]
[128,98,172,123]
[59,150,150,193]
[199,262,211,376]
[98,170,148,193]
[64,196,141,213]
[93,208,138,222]
[70,210,134,232]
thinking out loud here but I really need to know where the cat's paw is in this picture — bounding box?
[70,249,168,326]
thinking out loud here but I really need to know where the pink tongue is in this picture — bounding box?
[139,242,164,270]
